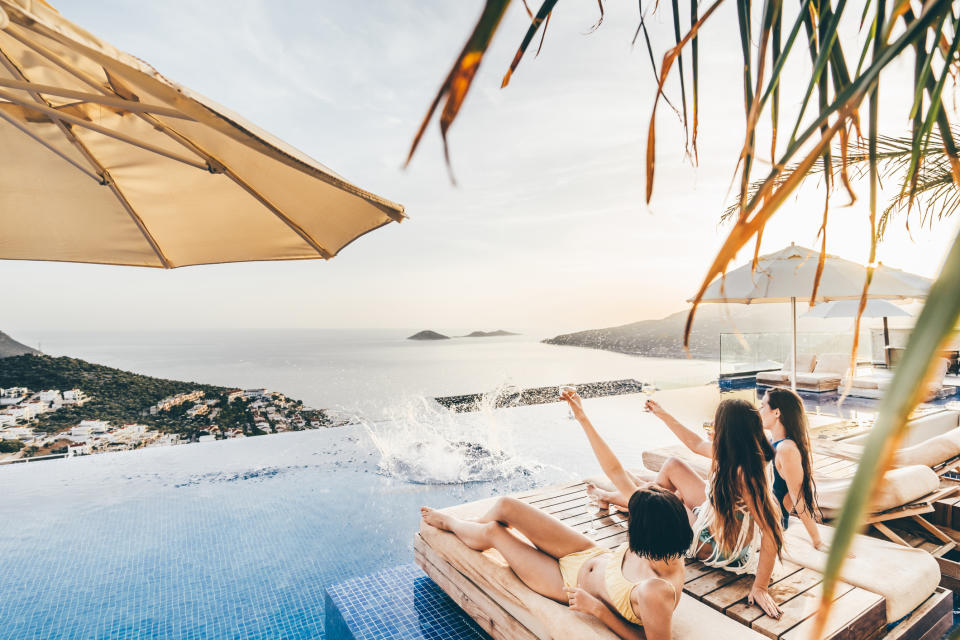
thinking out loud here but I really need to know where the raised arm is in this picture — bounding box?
[646,400,713,458]
[562,391,639,499]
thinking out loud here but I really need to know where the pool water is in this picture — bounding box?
[1,391,692,640]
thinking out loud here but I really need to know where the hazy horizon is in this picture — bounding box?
[3,1,957,332]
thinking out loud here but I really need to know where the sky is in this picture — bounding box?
[4,0,959,333]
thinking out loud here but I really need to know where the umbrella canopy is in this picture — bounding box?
[0,0,404,268]
[690,244,931,390]
[801,299,912,319]
[694,244,931,303]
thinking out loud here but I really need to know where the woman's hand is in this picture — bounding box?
[561,390,585,415]
[815,540,855,558]
[748,585,782,619]
[645,399,669,420]
[564,587,605,618]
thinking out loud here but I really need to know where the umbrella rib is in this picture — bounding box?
[0,105,102,182]
[131,113,336,259]
[0,88,210,171]
[0,49,172,268]
[11,19,406,224]
[1,29,334,260]
[0,48,105,181]
[0,77,195,120]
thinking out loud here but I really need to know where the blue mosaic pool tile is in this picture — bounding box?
[324,564,489,640]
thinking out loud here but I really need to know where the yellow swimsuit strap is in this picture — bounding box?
[604,543,679,626]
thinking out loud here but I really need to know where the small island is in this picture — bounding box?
[463,330,520,338]
[407,330,450,340]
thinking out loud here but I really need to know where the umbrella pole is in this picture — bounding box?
[791,297,798,392]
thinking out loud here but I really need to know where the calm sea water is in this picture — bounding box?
[8,329,719,420]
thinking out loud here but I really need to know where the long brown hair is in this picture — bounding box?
[710,398,784,555]
[765,387,820,520]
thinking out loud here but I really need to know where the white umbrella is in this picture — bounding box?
[0,0,405,268]
[803,299,912,363]
[690,244,931,390]
[801,299,911,319]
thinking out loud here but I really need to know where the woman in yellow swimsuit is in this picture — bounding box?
[421,391,693,640]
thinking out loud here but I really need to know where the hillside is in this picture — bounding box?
[0,354,228,434]
[544,305,861,359]
[0,331,40,358]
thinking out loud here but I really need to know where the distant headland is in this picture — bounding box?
[0,331,40,358]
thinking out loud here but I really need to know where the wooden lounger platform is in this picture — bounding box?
[416,480,952,640]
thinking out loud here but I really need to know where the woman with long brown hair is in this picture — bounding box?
[760,387,825,549]
[584,397,785,618]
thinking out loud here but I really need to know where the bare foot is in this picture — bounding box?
[421,506,453,531]
[585,483,610,510]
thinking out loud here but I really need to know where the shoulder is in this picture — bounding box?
[775,439,801,463]
[632,577,676,613]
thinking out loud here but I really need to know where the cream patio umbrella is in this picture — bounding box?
[0,0,404,268]
[690,244,931,390]
[803,299,912,364]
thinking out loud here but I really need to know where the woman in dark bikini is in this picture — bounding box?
[759,387,825,549]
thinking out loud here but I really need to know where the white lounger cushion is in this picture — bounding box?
[895,426,960,468]
[816,465,939,512]
[782,519,940,621]
[422,497,768,640]
[757,354,818,386]
[642,447,940,512]
[814,353,851,376]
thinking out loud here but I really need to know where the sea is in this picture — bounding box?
[6,328,720,421]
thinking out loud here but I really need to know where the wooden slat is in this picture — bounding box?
[684,568,743,597]
[882,588,953,640]
[780,588,885,640]
[703,563,809,612]
[684,560,716,583]
[726,571,848,629]
[747,582,857,639]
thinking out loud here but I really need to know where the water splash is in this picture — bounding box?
[364,387,541,484]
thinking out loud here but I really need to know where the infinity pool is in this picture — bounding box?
[0,386,913,640]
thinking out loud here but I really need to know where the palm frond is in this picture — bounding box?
[720,131,960,237]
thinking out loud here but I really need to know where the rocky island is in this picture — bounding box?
[407,330,450,340]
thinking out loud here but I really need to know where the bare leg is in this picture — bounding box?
[585,470,658,511]
[656,457,707,510]
[586,482,628,510]
[472,497,597,558]
[421,506,567,601]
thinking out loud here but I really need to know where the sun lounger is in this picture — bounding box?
[642,446,960,557]
[416,482,951,639]
[757,353,849,393]
[846,358,954,400]
[756,354,817,387]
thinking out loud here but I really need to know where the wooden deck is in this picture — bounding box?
[515,481,888,640]
[416,480,954,640]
